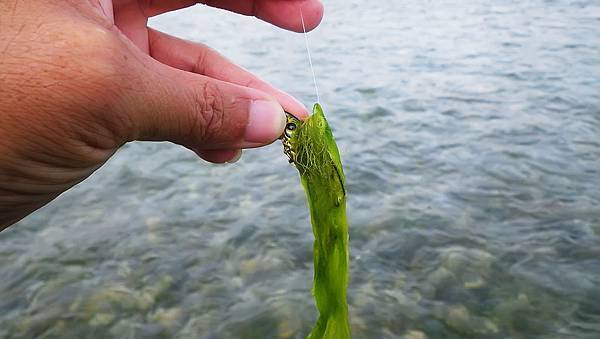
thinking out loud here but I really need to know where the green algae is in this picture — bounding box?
[281,104,350,339]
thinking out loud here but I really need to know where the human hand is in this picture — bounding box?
[0,0,323,229]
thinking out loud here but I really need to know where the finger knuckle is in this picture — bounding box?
[190,81,225,142]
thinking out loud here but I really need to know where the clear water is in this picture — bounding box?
[1,1,600,338]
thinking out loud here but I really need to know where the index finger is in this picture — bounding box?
[143,0,324,32]
[202,0,324,32]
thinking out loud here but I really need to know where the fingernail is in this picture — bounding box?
[245,100,286,143]
[226,149,242,164]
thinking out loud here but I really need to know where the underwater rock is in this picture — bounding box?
[442,304,498,335]
[110,321,166,338]
[145,216,162,243]
[384,288,410,305]
[462,271,485,289]
[237,251,290,283]
[427,267,456,289]
[238,259,258,279]
[145,216,161,228]
[349,312,367,336]
[421,267,457,299]
[493,293,548,334]
[89,313,115,326]
[439,247,494,294]
[176,312,218,338]
[108,319,135,338]
[140,276,175,309]
[353,281,377,308]
[402,330,428,339]
[84,284,141,315]
[277,316,302,339]
[14,309,68,338]
[442,248,494,275]
[150,307,185,329]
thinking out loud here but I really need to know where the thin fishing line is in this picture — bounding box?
[300,9,321,105]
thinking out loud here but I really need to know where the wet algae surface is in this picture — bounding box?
[284,104,350,339]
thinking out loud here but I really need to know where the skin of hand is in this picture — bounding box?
[0,0,323,230]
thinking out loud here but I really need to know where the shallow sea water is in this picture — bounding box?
[2,1,600,338]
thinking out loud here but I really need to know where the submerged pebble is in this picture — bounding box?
[402,330,428,339]
[442,304,499,335]
[149,307,185,329]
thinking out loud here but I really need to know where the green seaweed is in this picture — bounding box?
[281,104,350,339]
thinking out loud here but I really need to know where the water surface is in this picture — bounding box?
[1,1,600,338]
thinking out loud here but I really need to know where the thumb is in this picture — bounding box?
[123,62,286,152]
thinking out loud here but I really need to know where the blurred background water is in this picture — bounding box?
[2,0,600,338]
